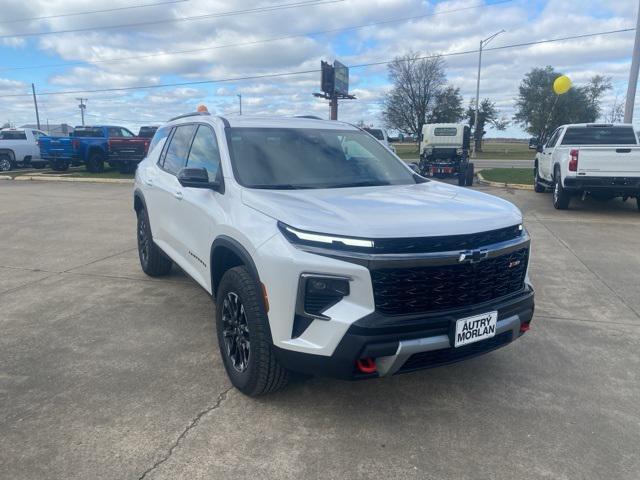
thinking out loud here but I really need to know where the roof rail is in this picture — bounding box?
[169,111,211,122]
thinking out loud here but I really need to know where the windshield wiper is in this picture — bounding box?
[329,180,391,188]
[248,184,314,190]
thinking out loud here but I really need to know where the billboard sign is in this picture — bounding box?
[320,61,334,95]
[333,60,349,96]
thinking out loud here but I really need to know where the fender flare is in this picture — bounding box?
[133,188,147,213]
[0,149,16,162]
[210,235,261,296]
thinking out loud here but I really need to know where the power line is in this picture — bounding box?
[0,1,188,24]
[0,0,343,40]
[0,0,513,72]
[1,27,634,99]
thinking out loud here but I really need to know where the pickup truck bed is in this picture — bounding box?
[535,123,640,210]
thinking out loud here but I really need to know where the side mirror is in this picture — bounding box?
[536,144,543,153]
[177,167,221,191]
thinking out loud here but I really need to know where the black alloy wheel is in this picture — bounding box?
[221,292,251,373]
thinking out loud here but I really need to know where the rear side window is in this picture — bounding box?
[186,125,221,182]
[434,127,457,136]
[0,131,27,140]
[561,126,637,145]
[162,124,197,175]
[546,128,561,148]
[73,128,103,137]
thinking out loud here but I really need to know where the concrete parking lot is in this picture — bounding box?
[1,180,639,480]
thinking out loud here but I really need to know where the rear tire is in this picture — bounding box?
[87,152,105,173]
[137,208,172,276]
[534,166,546,193]
[457,171,466,186]
[465,163,474,186]
[216,266,289,396]
[553,167,571,210]
[636,197,640,212]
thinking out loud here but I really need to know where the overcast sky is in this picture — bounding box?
[0,0,637,137]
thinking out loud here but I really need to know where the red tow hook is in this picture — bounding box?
[356,357,377,374]
[520,323,531,333]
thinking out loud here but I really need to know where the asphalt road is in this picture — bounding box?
[1,180,639,479]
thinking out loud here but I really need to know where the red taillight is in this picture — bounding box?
[356,358,377,374]
[72,139,79,149]
[569,149,579,171]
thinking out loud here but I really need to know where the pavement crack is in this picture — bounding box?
[137,386,233,480]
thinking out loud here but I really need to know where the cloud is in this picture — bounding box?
[0,0,636,135]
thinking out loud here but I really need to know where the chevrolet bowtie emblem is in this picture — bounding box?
[458,249,489,264]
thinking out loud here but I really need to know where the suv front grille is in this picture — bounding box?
[371,247,529,315]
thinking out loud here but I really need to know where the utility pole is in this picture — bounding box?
[31,83,41,130]
[472,29,505,158]
[330,94,338,120]
[237,94,242,115]
[76,98,87,126]
[624,0,640,123]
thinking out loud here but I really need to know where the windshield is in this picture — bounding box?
[364,128,384,140]
[227,128,417,189]
[561,126,637,145]
[0,130,27,140]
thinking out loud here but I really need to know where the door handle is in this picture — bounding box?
[145,178,154,187]
[174,190,183,200]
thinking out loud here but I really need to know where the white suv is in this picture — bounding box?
[134,112,534,396]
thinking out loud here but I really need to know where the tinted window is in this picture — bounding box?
[227,128,416,189]
[163,124,197,175]
[364,128,384,140]
[138,126,158,138]
[148,126,171,158]
[73,128,103,137]
[561,126,637,145]
[0,130,27,140]
[434,127,458,136]
[107,127,134,137]
[186,125,221,182]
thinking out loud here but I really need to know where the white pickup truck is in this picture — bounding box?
[0,128,48,172]
[534,123,640,210]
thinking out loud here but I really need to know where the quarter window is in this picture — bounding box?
[163,124,197,175]
[546,129,561,148]
[186,125,221,182]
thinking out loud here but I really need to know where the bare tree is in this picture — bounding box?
[382,53,447,137]
[604,95,624,123]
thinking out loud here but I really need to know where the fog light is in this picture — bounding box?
[303,275,350,317]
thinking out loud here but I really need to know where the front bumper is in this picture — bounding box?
[274,287,534,380]
[564,176,640,195]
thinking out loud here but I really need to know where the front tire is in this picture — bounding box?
[216,266,289,396]
[87,152,105,173]
[0,156,12,172]
[553,168,571,210]
[137,208,172,276]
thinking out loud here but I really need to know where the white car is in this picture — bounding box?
[134,112,534,396]
[0,128,47,171]
[363,127,396,153]
[534,123,640,210]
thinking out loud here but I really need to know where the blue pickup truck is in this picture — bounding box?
[39,125,151,173]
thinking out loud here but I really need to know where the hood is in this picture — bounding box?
[242,181,522,239]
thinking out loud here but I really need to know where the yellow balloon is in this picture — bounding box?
[553,75,572,95]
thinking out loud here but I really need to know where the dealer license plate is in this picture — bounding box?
[454,311,498,348]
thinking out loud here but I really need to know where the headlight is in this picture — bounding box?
[279,222,374,250]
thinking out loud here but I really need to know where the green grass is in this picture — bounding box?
[11,166,134,180]
[64,169,135,179]
[480,168,533,185]
[393,142,535,161]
